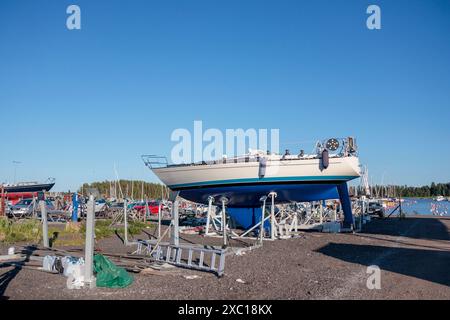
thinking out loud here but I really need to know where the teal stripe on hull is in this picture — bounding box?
[169,175,359,189]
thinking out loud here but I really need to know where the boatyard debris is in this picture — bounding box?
[93,254,133,288]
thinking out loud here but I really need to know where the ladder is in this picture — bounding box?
[133,241,226,277]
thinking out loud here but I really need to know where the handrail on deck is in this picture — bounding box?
[142,155,169,169]
[142,137,357,169]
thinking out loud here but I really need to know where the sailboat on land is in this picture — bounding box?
[143,137,360,208]
[1,178,55,193]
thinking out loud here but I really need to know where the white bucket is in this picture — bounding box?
[66,264,86,289]
[8,247,15,255]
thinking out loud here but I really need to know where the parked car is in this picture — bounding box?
[133,201,161,215]
[110,201,124,209]
[9,198,35,218]
[5,204,12,216]
[95,199,107,213]
[9,199,55,218]
[367,201,385,218]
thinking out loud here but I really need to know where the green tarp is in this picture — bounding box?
[93,254,133,288]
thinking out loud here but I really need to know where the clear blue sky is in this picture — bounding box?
[1,0,449,191]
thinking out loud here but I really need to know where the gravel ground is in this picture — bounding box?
[1,215,449,300]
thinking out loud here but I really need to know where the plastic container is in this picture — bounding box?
[42,255,57,272]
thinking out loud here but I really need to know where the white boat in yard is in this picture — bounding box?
[144,137,360,192]
[143,137,361,228]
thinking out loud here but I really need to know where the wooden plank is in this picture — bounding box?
[0,254,26,263]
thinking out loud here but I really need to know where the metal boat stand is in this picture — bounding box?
[204,196,240,240]
[130,192,359,276]
[202,191,353,239]
[130,191,228,276]
[203,191,306,241]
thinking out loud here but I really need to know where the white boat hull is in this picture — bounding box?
[153,156,360,190]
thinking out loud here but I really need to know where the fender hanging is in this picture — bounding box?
[321,149,329,169]
[259,158,267,178]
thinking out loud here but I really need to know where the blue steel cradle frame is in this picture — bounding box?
[180,181,355,233]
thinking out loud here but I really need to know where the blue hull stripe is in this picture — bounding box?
[169,175,358,189]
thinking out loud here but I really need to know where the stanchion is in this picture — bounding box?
[40,200,49,248]
[84,195,96,288]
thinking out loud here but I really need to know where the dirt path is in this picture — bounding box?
[1,215,449,300]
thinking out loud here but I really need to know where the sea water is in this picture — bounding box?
[400,198,450,216]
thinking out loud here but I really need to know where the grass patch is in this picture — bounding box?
[115,221,149,238]
[0,218,152,246]
[0,217,42,244]
[49,220,152,247]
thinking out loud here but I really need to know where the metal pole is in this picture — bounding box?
[84,195,96,288]
[361,197,366,222]
[171,198,179,246]
[220,197,228,248]
[167,190,180,246]
[39,200,49,248]
[259,196,267,244]
[205,196,214,235]
[399,194,404,219]
[144,197,149,222]
[269,192,277,240]
[359,206,362,230]
[334,201,337,221]
[32,196,36,218]
[71,193,78,222]
[131,180,134,200]
[157,201,162,238]
[124,199,129,245]
[0,186,4,217]
[320,201,324,224]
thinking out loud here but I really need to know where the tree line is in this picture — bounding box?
[351,182,450,198]
[80,180,450,200]
[78,180,169,200]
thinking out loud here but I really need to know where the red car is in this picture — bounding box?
[133,201,161,215]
